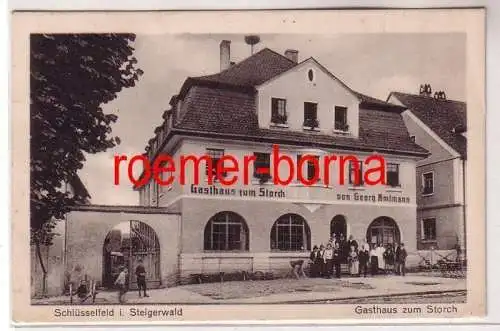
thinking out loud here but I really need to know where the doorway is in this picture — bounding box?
[330,215,347,240]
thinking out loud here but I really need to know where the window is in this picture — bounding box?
[422,218,437,241]
[160,163,173,193]
[297,154,320,182]
[410,135,416,143]
[307,69,314,82]
[386,163,400,187]
[334,106,348,131]
[152,181,158,206]
[270,214,311,251]
[271,98,287,124]
[349,160,364,186]
[303,102,318,128]
[204,212,249,251]
[144,184,150,206]
[253,152,271,181]
[422,172,434,195]
[205,148,225,180]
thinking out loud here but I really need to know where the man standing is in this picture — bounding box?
[135,259,149,298]
[394,243,401,275]
[399,243,408,276]
[358,240,370,277]
[114,266,128,304]
[333,242,342,278]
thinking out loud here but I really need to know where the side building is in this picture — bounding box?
[137,41,429,282]
[388,89,466,259]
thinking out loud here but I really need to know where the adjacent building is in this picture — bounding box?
[388,89,466,254]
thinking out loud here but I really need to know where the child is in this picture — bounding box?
[114,266,128,304]
[348,245,359,276]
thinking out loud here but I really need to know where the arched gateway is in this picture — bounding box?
[102,220,161,289]
[366,216,401,247]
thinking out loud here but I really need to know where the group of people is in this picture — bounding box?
[309,234,408,278]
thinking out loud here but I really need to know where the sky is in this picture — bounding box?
[79,33,465,205]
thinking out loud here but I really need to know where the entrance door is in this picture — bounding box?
[330,215,347,240]
[366,217,400,247]
[102,220,161,289]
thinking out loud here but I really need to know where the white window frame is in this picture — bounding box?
[333,105,349,133]
[422,171,435,196]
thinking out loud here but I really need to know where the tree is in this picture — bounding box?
[30,34,143,295]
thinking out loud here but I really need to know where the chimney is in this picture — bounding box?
[220,40,231,71]
[284,49,299,63]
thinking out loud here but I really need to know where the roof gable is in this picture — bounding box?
[389,92,467,158]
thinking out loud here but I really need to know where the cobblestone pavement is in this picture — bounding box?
[32,274,466,305]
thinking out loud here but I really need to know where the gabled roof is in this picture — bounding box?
[195,48,297,87]
[389,92,467,158]
[146,48,429,170]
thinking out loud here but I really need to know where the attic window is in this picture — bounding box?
[307,69,314,82]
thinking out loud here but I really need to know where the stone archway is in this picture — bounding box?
[102,220,161,289]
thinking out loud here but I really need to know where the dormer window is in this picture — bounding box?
[334,106,349,132]
[303,102,319,129]
[271,98,287,125]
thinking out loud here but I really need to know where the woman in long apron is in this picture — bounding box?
[370,244,378,276]
[348,246,359,276]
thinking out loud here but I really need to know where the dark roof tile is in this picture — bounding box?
[195,48,297,87]
[391,92,466,158]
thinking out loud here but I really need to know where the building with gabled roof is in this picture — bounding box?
[388,90,466,256]
[130,40,430,282]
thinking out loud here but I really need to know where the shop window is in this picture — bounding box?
[270,214,311,251]
[386,163,400,187]
[366,216,401,247]
[422,218,437,241]
[204,212,249,251]
[422,172,434,195]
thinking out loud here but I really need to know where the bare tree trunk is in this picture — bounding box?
[35,241,48,297]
